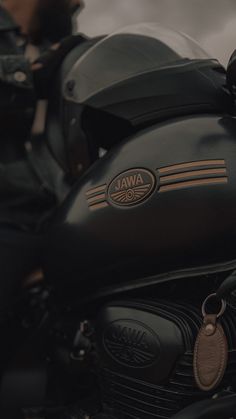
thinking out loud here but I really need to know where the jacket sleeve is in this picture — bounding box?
[0,6,34,110]
[0,5,36,147]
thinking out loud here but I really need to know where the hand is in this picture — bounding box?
[32,34,86,99]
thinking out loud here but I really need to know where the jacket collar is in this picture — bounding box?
[0,5,19,32]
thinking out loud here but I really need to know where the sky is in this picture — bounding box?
[79,0,236,66]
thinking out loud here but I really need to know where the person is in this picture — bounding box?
[2,0,83,46]
[0,0,83,311]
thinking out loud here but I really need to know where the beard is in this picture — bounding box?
[29,0,78,45]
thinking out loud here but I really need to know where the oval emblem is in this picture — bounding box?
[108,168,156,207]
[103,320,161,368]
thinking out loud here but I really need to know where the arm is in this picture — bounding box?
[0,5,34,113]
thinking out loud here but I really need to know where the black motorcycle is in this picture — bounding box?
[3,23,236,419]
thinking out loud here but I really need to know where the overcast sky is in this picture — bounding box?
[79,0,236,65]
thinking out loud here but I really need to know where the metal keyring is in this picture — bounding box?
[202,293,227,318]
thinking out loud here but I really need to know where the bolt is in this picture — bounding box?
[14,71,27,83]
[66,80,76,96]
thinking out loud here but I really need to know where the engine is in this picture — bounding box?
[94,298,236,419]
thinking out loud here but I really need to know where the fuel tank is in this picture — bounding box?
[44,114,236,293]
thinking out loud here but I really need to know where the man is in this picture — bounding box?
[0,0,83,310]
[2,0,82,45]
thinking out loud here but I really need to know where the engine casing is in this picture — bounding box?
[94,299,236,418]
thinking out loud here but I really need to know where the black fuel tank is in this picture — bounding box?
[44,115,236,292]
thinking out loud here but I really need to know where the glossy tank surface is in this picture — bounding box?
[44,114,236,292]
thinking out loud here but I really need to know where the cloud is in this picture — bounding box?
[78,0,236,64]
[202,17,236,65]
[79,0,236,37]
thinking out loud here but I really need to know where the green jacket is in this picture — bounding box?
[0,6,61,232]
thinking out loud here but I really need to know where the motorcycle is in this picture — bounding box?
[3,23,236,419]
